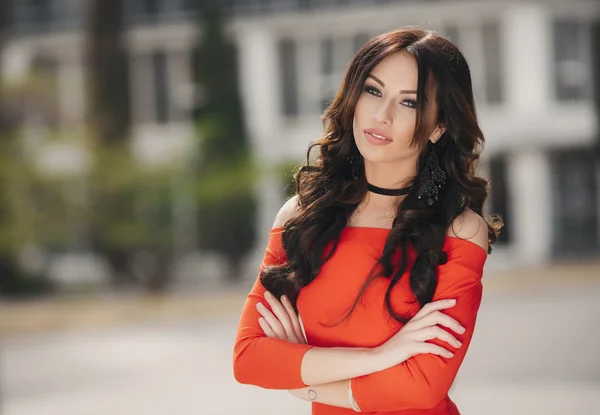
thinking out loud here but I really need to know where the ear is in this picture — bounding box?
[429,125,446,144]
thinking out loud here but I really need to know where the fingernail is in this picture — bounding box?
[256,302,264,309]
[448,352,454,358]
[459,326,466,333]
[456,341,462,347]
[264,291,272,299]
[281,295,288,303]
[449,299,456,305]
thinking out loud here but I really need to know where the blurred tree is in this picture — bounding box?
[0,18,60,297]
[0,0,9,51]
[193,0,257,280]
[193,0,247,162]
[88,145,175,292]
[0,0,12,131]
[0,134,57,297]
[592,19,600,158]
[85,0,151,290]
[277,160,302,199]
[85,0,130,145]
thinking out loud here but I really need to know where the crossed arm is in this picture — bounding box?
[255,279,482,412]
[233,205,488,412]
[234,266,483,411]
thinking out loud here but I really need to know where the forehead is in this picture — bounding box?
[369,51,418,89]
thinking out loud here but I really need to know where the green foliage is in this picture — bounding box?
[276,160,302,198]
[197,170,257,277]
[192,1,256,277]
[0,252,55,298]
[89,145,173,251]
[193,2,247,164]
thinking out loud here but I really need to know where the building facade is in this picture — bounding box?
[3,0,599,272]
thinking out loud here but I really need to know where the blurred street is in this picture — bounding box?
[3,278,600,415]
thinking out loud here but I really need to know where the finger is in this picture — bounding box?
[415,326,462,348]
[417,342,455,359]
[412,299,456,320]
[281,295,305,343]
[264,292,299,342]
[412,311,466,335]
[256,302,286,339]
[258,317,278,338]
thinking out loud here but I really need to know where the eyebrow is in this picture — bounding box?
[367,74,417,94]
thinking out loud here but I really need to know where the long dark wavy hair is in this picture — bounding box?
[260,27,503,324]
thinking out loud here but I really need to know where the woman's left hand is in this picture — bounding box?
[256,291,306,344]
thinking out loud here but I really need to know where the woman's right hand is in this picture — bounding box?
[374,299,465,366]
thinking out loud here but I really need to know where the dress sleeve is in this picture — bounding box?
[350,238,487,411]
[232,228,313,389]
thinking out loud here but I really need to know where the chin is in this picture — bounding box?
[355,142,397,163]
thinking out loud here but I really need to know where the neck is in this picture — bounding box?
[364,159,416,190]
[361,159,416,208]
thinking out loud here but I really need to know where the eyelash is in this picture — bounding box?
[363,85,417,109]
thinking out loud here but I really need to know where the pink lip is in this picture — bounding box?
[364,128,393,146]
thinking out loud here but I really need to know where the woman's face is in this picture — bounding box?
[352,51,426,166]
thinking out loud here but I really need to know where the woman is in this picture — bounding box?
[233,26,502,414]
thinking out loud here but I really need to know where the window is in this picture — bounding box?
[321,37,334,75]
[553,19,592,101]
[319,35,353,112]
[13,0,54,30]
[551,149,599,256]
[443,25,460,46]
[447,22,503,105]
[31,0,53,24]
[153,51,169,124]
[488,155,511,245]
[140,0,160,15]
[353,33,371,53]
[482,22,503,104]
[129,0,161,21]
[278,38,299,117]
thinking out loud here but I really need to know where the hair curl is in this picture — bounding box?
[261,27,503,324]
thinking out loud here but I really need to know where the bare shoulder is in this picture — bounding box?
[272,195,302,229]
[447,209,489,251]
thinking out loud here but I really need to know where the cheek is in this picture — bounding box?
[353,95,370,124]
[392,111,417,142]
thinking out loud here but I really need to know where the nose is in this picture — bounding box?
[374,99,393,125]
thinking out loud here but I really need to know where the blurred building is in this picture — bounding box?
[2,0,599,272]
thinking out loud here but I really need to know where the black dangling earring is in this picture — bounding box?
[346,148,363,180]
[418,144,446,206]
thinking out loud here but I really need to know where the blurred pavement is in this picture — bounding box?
[2,262,600,415]
[2,259,600,336]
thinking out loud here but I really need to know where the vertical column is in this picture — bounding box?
[130,52,154,125]
[235,27,282,161]
[501,3,552,114]
[501,3,554,267]
[235,26,286,262]
[507,151,552,267]
[57,57,86,126]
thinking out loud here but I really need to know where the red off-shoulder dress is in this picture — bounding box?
[234,226,487,415]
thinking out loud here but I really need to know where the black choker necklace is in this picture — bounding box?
[367,182,412,196]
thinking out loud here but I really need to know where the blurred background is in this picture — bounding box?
[0,0,599,414]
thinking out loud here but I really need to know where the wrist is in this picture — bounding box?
[365,346,393,372]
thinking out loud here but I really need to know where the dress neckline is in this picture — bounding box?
[269,226,487,256]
